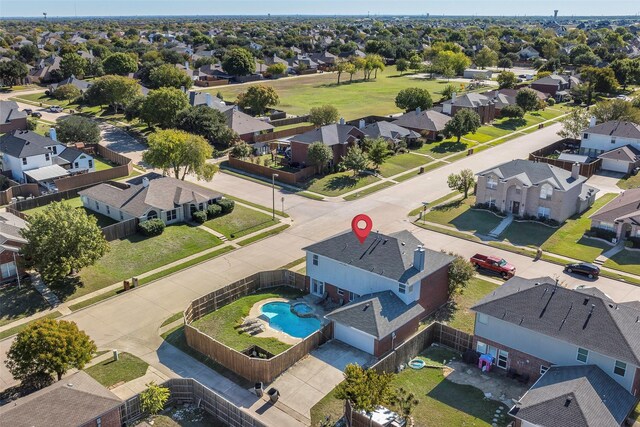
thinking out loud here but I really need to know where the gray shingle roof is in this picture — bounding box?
[586,121,640,139]
[289,124,364,146]
[362,121,419,142]
[57,146,86,163]
[533,74,569,86]
[477,159,586,191]
[472,276,640,365]
[391,109,451,132]
[598,145,640,162]
[0,100,27,124]
[0,130,57,158]
[590,188,640,224]
[326,291,425,339]
[0,371,122,427]
[509,365,637,427]
[222,108,274,136]
[303,230,454,284]
[443,92,493,108]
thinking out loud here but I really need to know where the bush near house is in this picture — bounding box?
[192,211,207,224]
[138,219,165,236]
[206,204,222,219]
[216,199,235,214]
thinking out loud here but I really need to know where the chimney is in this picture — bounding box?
[415,106,421,114]
[339,117,345,125]
[49,128,57,141]
[571,162,580,180]
[142,177,150,188]
[413,245,426,272]
[589,116,596,128]
[205,93,213,107]
[358,119,365,129]
[451,92,457,103]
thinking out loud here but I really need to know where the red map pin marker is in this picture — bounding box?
[351,214,373,244]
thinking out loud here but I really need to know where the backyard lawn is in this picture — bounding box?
[311,346,506,427]
[203,204,278,239]
[422,196,502,235]
[377,152,431,178]
[191,287,305,355]
[23,197,117,228]
[0,283,49,328]
[71,225,221,300]
[302,171,380,197]
[211,66,453,119]
[85,352,148,388]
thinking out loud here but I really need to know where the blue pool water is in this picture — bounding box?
[292,302,313,315]
[261,302,321,338]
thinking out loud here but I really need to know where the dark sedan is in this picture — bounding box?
[565,263,600,279]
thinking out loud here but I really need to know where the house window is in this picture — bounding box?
[95,202,100,211]
[398,283,406,294]
[611,137,617,144]
[487,197,496,208]
[0,261,17,279]
[337,288,344,296]
[147,210,159,220]
[349,291,359,301]
[540,184,553,200]
[583,133,589,139]
[311,279,324,296]
[312,254,318,266]
[74,162,79,169]
[22,157,27,165]
[88,159,93,168]
[477,313,488,324]
[614,361,627,377]
[476,341,487,354]
[577,348,589,363]
[486,176,497,189]
[540,365,549,375]
[166,209,177,221]
[45,153,50,161]
[120,212,124,220]
[106,206,110,215]
[52,146,57,154]
[497,349,509,369]
[537,206,551,219]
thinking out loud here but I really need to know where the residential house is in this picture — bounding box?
[391,108,451,140]
[463,69,493,79]
[580,120,640,162]
[288,123,365,166]
[597,145,640,174]
[79,173,222,225]
[517,46,540,60]
[0,212,27,283]
[26,55,62,84]
[476,159,597,222]
[472,276,640,425]
[0,371,123,427]
[304,230,454,356]
[442,93,497,124]
[590,188,640,241]
[48,76,93,94]
[361,121,420,146]
[0,100,28,133]
[530,74,579,100]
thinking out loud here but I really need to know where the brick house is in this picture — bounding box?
[289,123,365,167]
[471,276,640,426]
[442,93,497,124]
[0,101,28,133]
[590,188,640,242]
[0,212,27,283]
[530,74,580,100]
[303,229,453,357]
[391,108,451,140]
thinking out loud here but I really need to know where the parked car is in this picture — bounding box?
[48,106,63,113]
[31,112,42,118]
[564,262,600,279]
[470,254,516,279]
[23,108,33,115]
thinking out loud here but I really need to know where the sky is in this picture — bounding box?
[1,0,639,18]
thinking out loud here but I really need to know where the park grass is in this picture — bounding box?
[0,284,49,328]
[210,66,453,120]
[302,171,380,197]
[343,181,396,201]
[72,225,221,301]
[377,152,430,178]
[203,205,278,239]
[237,224,290,246]
[23,197,117,228]
[0,311,62,340]
[422,196,502,235]
[191,286,305,355]
[85,352,148,388]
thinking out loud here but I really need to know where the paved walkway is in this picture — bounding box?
[488,214,513,238]
[30,274,60,307]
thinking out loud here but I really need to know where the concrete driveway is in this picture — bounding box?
[100,124,147,167]
[587,171,625,196]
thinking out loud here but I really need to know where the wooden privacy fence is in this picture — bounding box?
[120,378,267,427]
[227,157,316,185]
[0,182,40,205]
[184,270,335,383]
[528,155,601,178]
[270,114,311,127]
[101,218,139,241]
[253,124,316,143]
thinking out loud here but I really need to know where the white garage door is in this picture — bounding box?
[601,158,629,174]
[333,322,375,354]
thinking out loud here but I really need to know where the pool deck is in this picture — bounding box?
[247,297,327,346]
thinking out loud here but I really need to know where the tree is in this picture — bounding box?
[85,75,141,113]
[148,64,193,89]
[409,54,423,72]
[443,109,481,143]
[611,58,640,90]
[344,62,357,82]
[333,60,349,84]
[592,99,640,124]
[222,47,255,76]
[309,105,339,126]
[366,138,391,171]
[447,169,475,198]
[390,388,420,424]
[52,84,81,101]
[334,364,394,412]
[500,104,525,119]
[267,63,287,76]
[557,108,592,140]
[236,85,279,116]
[19,44,40,63]
[516,88,540,112]
[497,57,513,70]
[364,54,385,79]
[396,58,409,75]
[440,84,457,101]
[448,253,475,295]
[342,145,368,176]
[0,60,28,87]
[581,66,619,104]
[307,142,333,174]
[21,202,108,283]
[60,53,88,79]
[56,116,100,144]
[140,87,189,128]
[395,87,433,112]
[103,52,138,75]
[176,105,238,146]
[475,47,498,69]
[432,50,471,76]
[496,71,517,89]
[143,129,216,181]
[230,141,252,159]
[5,319,96,383]
[140,382,170,417]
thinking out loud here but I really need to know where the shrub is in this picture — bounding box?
[216,198,235,214]
[628,236,640,249]
[206,204,222,219]
[547,97,556,106]
[138,219,165,236]
[589,226,616,241]
[408,138,424,149]
[435,133,445,142]
[192,210,207,224]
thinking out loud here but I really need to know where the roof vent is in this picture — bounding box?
[363,303,370,312]
[564,396,573,407]
[583,298,589,305]
[67,383,74,388]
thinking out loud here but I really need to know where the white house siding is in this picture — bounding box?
[66,153,95,173]
[580,133,640,157]
[5,153,53,182]
[475,315,637,392]
[80,195,134,222]
[305,252,420,305]
[333,322,375,354]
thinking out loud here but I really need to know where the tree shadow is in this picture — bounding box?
[430,140,468,154]
[426,377,502,423]
[494,118,526,131]
[0,280,47,322]
[322,174,363,191]
[49,276,84,302]
[426,301,458,324]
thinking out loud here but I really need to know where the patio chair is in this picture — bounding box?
[249,325,264,336]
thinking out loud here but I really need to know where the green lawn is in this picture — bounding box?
[303,171,380,197]
[343,181,396,201]
[501,221,558,248]
[23,198,117,228]
[377,153,431,178]
[85,352,148,388]
[409,191,460,217]
[203,205,278,239]
[604,249,640,276]
[94,157,115,171]
[149,408,225,427]
[617,173,640,190]
[311,346,506,427]
[0,284,49,328]
[416,138,479,158]
[211,67,454,120]
[69,225,221,301]
[0,311,62,340]
[191,286,305,355]
[12,93,108,118]
[422,196,502,235]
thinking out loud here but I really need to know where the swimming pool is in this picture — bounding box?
[260,302,321,338]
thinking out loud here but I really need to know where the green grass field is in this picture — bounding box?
[85,352,148,388]
[422,196,502,235]
[203,204,278,239]
[303,171,380,196]
[377,152,431,178]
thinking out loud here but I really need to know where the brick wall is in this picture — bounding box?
[0,248,24,282]
[419,264,450,315]
[374,314,422,357]
[473,335,551,382]
[0,117,27,133]
[78,407,121,427]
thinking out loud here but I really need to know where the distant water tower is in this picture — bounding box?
[554,10,559,19]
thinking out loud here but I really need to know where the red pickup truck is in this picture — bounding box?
[470,254,516,279]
